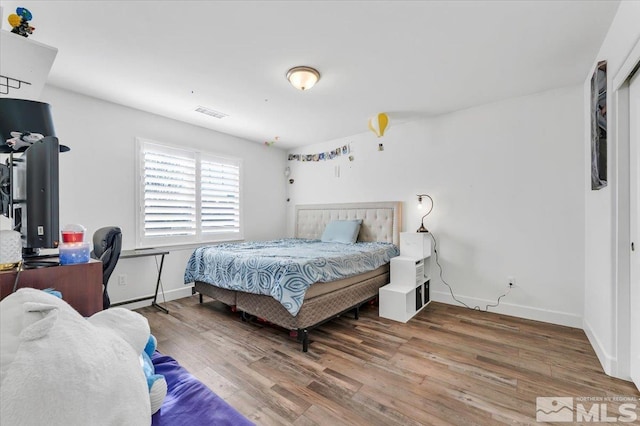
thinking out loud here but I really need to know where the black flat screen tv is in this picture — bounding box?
[11,137,60,253]
[0,99,63,255]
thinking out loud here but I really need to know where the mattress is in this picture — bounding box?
[194,264,388,308]
[303,264,389,298]
[185,238,399,315]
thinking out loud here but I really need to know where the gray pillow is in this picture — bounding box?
[320,219,363,244]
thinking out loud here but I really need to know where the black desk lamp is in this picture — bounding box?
[416,194,433,233]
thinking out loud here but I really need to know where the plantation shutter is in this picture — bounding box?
[136,138,242,248]
[142,143,197,238]
[201,155,241,234]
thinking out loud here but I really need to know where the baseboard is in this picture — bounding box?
[112,286,194,311]
[431,290,583,328]
[582,318,620,378]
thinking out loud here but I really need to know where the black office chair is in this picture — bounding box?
[91,227,122,310]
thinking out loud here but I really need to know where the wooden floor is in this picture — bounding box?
[137,296,639,425]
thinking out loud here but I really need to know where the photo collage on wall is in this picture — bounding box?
[288,144,353,162]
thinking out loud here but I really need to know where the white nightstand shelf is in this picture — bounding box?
[379,233,432,323]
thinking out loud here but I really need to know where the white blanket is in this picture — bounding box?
[0,288,151,426]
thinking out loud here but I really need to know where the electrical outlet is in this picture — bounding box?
[508,276,516,288]
[118,274,127,286]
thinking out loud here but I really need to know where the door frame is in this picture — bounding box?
[612,39,640,383]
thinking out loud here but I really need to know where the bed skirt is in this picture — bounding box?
[235,270,389,330]
[194,265,389,347]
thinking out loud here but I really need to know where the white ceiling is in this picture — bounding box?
[1,1,619,149]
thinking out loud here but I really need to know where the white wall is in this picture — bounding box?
[287,85,585,327]
[583,0,640,379]
[2,86,289,307]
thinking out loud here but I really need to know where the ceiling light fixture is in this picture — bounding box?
[286,66,320,91]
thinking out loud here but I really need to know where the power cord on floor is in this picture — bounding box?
[428,232,510,312]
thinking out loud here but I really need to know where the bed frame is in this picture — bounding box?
[194,201,402,351]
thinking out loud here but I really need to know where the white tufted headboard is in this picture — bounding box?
[295,202,402,245]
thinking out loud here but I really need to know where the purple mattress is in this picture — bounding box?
[151,352,254,426]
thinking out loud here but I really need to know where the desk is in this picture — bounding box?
[0,259,103,316]
[114,249,169,313]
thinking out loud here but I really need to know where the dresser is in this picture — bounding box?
[0,259,102,316]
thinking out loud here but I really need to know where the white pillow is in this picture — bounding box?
[320,219,363,244]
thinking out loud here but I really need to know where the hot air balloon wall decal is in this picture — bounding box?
[368,113,390,151]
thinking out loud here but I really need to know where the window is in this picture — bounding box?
[136,138,242,248]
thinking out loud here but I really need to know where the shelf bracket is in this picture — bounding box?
[0,74,32,95]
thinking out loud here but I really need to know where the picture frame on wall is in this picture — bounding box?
[591,60,607,190]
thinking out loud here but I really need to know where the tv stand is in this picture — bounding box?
[0,258,102,316]
[24,260,59,269]
[21,252,59,260]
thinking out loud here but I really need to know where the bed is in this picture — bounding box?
[185,201,402,351]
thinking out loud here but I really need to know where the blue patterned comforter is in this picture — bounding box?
[184,238,399,316]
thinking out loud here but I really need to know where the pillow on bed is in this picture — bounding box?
[320,219,363,244]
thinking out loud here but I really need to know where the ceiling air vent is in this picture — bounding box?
[194,106,228,119]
